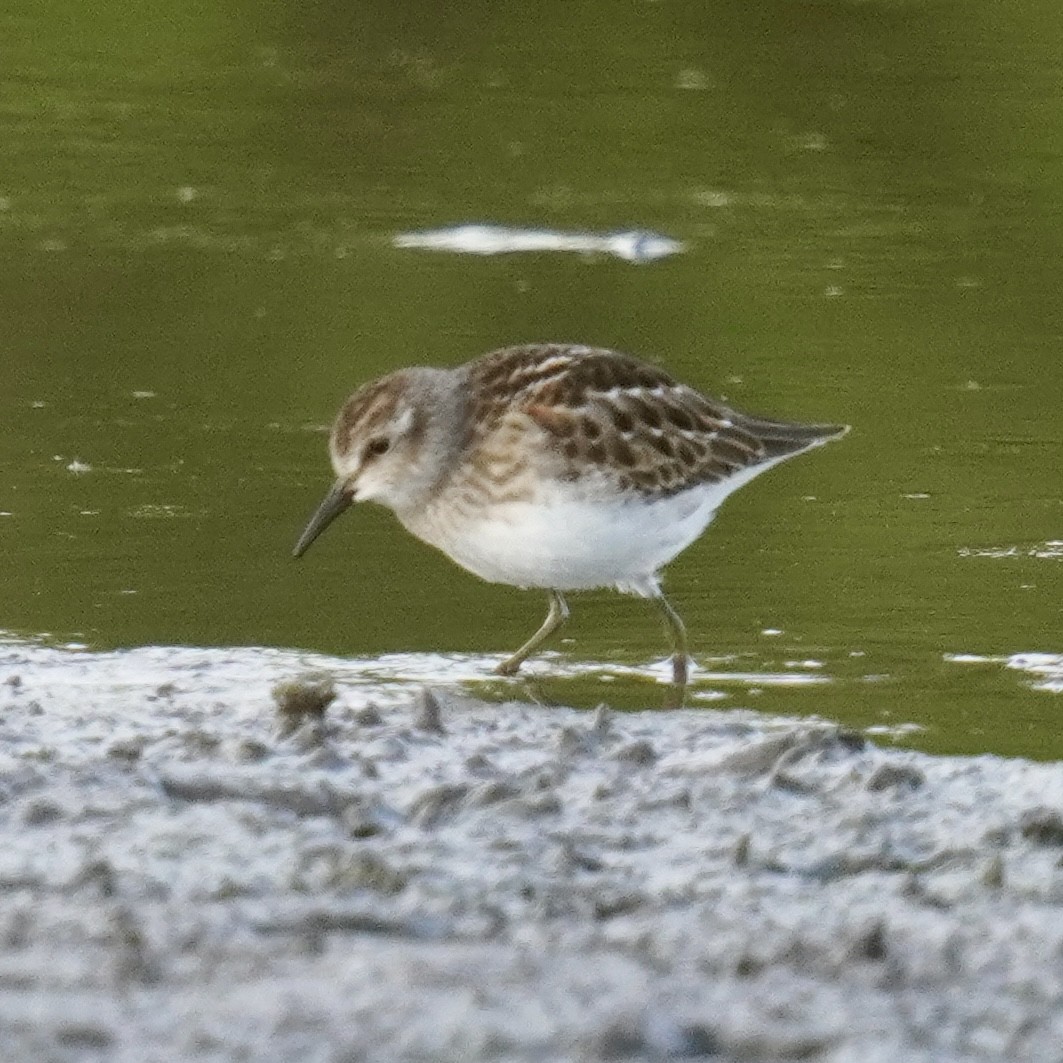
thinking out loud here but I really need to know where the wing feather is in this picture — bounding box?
[464,344,844,496]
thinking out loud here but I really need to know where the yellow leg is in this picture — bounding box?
[654,592,690,686]
[496,591,570,675]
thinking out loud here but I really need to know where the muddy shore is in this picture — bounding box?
[1,641,1062,1062]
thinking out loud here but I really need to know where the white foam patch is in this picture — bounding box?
[959,541,1063,560]
[1007,653,1063,693]
[392,224,685,263]
[944,653,1004,664]
[945,650,1063,694]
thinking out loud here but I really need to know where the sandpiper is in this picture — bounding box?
[294,343,848,685]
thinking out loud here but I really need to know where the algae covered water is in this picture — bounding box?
[2,6,1063,748]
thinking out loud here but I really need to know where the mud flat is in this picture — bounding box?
[0,641,1062,1063]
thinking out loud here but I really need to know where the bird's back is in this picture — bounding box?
[462,344,847,498]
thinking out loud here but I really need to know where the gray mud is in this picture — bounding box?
[1,642,1062,1063]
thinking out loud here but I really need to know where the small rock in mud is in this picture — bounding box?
[612,737,658,765]
[1018,807,1063,847]
[354,703,383,727]
[866,761,925,792]
[20,797,64,826]
[271,674,337,721]
[412,687,446,734]
[55,1023,113,1050]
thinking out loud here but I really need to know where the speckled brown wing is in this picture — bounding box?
[465,344,842,497]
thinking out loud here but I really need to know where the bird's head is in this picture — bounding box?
[292,368,457,558]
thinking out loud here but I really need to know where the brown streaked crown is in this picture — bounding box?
[330,371,417,462]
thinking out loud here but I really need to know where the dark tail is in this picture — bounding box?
[734,415,850,461]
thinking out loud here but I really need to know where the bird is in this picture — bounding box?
[293,343,848,685]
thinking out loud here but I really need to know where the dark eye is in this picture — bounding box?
[366,437,391,458]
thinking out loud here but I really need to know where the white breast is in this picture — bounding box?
[399,453,799,596]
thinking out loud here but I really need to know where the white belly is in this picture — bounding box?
[400,456,794,595]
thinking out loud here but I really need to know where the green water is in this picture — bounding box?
[2,1,1062,757]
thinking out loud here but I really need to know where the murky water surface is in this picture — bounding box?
[3,1,1063,757]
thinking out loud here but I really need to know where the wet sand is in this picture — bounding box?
[1,641,1062,1062]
